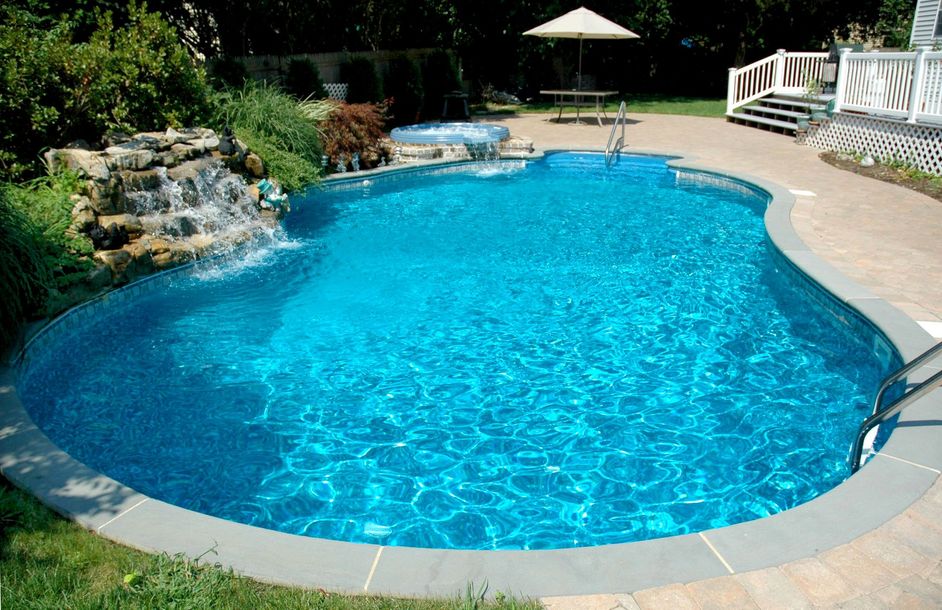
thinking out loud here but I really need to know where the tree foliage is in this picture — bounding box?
[5,0,918,103]
[0,2,209,179]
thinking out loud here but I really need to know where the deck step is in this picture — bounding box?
[760,96,827,112]
[726,112,797,132]
[743,105,807,120]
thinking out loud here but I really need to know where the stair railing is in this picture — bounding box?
[605,101,627,168]
[849,341,942,473]
[727,49,829,114]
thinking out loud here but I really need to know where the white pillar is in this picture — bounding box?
[774,49,787,92]
[833,48,852,112]
[908,47,927,124]
[727,67,737,115]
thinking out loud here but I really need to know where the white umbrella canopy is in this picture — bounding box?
[523,6,639,90]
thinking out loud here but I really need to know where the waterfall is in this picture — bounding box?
[124,161,281,252]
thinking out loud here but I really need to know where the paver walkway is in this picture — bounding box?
[484,113,942,608]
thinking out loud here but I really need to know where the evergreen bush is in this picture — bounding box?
[283,58,328,100]
[422,50,462,118]
[341,57,383,104]
[207,56,249,90]
[386,57,424,126]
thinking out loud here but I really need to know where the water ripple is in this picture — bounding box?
[19,153,889,550]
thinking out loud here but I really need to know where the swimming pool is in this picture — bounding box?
[17,152,894,551]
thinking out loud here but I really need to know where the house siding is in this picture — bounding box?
[911,0,941,47]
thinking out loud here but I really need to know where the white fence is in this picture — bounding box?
[835,48,942,124]
[727,50,828,114]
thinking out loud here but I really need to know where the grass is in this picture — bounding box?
[0,477,539,609]
[212,82,334,191]
[474,94,726,118]
[0,170,95,350]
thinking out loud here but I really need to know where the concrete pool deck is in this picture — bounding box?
[2,112,942,607]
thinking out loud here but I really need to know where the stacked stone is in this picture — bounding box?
[386,135,534,163]
[45,128,272,287]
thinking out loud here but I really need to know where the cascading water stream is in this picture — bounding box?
[123,161,282,252]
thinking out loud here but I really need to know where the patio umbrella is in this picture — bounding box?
[523,6,639,92]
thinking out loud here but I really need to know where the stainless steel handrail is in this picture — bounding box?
[850,342,942,473]
[605,101,627,167]
[870,341,942,416]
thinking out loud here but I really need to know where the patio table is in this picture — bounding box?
[540,89,619,126]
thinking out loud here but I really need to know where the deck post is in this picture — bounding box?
[907,47,927,124]
[833,48,852,113]
[774,49,787,92]
[727,67,737,114]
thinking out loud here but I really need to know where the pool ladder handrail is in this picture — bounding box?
[605,101,627,168]
[849,341,942,473]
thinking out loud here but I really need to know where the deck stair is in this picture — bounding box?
[727,93,833,134]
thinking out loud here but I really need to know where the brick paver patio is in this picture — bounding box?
[487,112,942,609]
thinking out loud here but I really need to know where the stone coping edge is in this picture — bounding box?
[1,151,939,599]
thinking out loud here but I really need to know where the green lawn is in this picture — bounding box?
[474,94,726,118]
[0,478,539,609]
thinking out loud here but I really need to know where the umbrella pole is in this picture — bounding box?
[576,35,583,124]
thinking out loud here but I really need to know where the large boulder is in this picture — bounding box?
[98,213,143,236]
[70,198,98,233]
[104,148,155,172]
[244,153,265,177]
[45,149,111,181]
[119,168,163,191]
[141,213,199,237]
[163,128,193,146]
[152,241,195,269]
[171,142,200,161]
[167,158,216,182]
[122,241,155,280]
[93,249,131,276]
[83,179,122,215]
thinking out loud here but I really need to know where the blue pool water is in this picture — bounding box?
[19,153,891,550]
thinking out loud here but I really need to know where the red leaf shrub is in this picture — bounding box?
[321,101,392,171]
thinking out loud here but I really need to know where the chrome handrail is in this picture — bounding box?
[850,342,942,473]
[870,341,942,416]
[605,101,627,167]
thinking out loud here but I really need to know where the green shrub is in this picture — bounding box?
[283,58,328,100]
[0,7,75,180]
[341,57,383,103]
[0,3,211,181]
[207,56,249,90]
[386,57,424,126]
[70,5,211,138]
[213,82,328,191]
[422,50,462,118]
[321,102,390,171]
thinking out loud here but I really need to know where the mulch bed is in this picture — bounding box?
[819,151,942,203]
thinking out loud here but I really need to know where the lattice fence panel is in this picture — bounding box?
[324,83,348,101]
[804,113,942,175]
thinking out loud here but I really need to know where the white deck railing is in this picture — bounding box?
[726,50,828,114]
[727,48,942,125]
[834,48,942,124]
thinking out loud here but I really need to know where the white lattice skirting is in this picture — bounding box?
[803,113,942,175]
